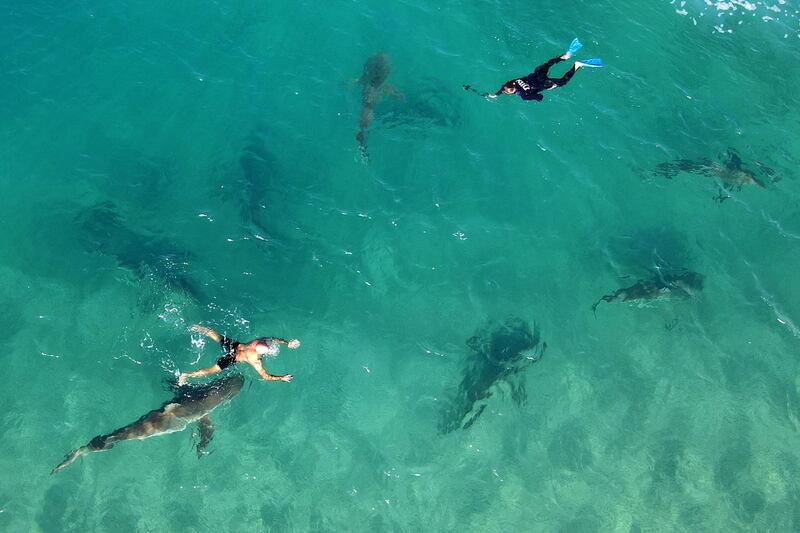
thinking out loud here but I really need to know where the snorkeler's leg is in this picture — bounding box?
[549,63,578,87]
[531,56,565,78]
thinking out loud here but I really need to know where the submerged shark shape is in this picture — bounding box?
[52,374,243,473]
[233,132,293,249]
[76,201,202,301]
[439,318,546,433]
[592,269,704,315]
[355,53,400,162]
[654,148,778,199]
[375,77,461,130]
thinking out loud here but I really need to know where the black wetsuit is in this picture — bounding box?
[510,56,576,101]
[216,336,240,369]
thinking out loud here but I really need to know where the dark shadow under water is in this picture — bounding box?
[76,200,206,305]
[439,317,546,433]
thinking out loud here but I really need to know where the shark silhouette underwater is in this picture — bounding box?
[225,130,296,251]
[592,269,704,315]
[76,201,204,301]
[653,148,778,200]
[439,318,546,433]
[374,76,461,130]
[355,52,401,161]
[51,374,243,473]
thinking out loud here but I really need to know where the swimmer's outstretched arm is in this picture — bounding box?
[191,324,222,343]
[263,337,301,349]
[250,359,293,383]
[178,364,222,386]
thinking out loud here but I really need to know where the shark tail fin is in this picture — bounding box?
[51,435,115,474]
[51,446,90,474]
[592,294,615,317]
[461,404,488,430]
[356,131,369,164]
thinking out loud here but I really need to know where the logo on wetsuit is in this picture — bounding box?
[514,79,531,91]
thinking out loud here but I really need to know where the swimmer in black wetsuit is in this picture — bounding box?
[178,325,300,385]
[489,52,593,101]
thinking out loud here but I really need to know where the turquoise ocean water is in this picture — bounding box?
[2,0,800,531]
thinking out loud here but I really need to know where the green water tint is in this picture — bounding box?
[1,0,800,531]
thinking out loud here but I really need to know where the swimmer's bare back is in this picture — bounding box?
[178,325,300,385]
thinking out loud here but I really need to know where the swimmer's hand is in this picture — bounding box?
[288,339,301,349]
[177,373,188,386]
[191,324,208,334]
[464,84,494,99]
[280,374,293,382]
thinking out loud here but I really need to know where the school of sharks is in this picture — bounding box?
[52,48,783,474]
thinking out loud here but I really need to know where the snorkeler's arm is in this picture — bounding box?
[522,92,544,101]
[251,360,293,382]
[178,364,222,385]
[191,325,222,343]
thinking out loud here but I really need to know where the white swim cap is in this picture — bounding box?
[256,342,280,357]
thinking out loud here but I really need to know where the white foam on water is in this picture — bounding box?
[674,0,800,36]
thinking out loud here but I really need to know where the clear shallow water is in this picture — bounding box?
[1,0,800,531]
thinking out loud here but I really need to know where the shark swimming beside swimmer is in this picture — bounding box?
[51,374,243,473]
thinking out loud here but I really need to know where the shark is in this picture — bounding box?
[76,201,203,301]
[375,76,461,129]
[592,269,704,315]
[51,374,244,473]
[439,318,546,433]
[232,132,294,250]
[654,148,777,200]
[355,52,400,162]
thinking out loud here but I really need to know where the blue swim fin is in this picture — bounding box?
[579,57,603,68]
[566,38,582,58]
